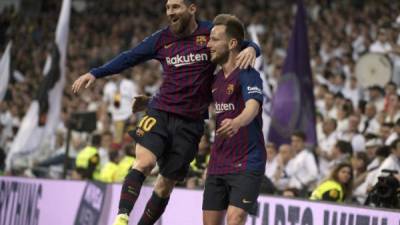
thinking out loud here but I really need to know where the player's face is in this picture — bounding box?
[166,0,194,34]
[207,25,230,64]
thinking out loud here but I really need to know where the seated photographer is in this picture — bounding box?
[372,139,400,184]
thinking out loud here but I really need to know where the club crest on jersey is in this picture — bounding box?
[226,84,235,95]
[136,128,145,137]
[196,35,207,46]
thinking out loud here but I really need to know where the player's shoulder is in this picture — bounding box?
[198,20,213,31]
[144,28,167,43]
[239,67,261,79]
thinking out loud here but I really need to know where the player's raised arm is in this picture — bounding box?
[72,30,162,93]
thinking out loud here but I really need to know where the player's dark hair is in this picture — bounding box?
[183,0,197,5]
[213,14,245,46]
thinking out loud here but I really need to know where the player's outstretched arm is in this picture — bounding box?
[72,72,96,94]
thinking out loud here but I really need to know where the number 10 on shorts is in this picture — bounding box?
[138,115,157,132]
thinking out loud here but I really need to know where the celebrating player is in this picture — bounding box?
[71,1,260,225]
[203,14,266,225]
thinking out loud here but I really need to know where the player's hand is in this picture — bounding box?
[132,95,150,113]
[236,47,256,69]
[72,73,96,94]
[216,118,241,138]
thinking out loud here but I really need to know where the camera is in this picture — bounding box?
[365,169,400,209]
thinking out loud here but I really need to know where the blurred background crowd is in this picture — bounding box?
[0,0,400,208]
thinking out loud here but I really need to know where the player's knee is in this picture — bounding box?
[133,159,156,176]
[227,210,246,225]
[133,144,157,175]
[154,176,176,198]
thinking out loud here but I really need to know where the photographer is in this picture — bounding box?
[373,139,400,184]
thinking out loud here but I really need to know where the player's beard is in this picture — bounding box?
[211,48,229,65]
[170,12,191,34]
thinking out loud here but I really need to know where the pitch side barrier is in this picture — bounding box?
[0,176,399,225]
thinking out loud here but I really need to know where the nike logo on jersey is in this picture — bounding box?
[164,43,174,49]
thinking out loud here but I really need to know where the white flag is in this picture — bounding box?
[0,41,12,101]
[6,0,71,170]
[248,25,272,143]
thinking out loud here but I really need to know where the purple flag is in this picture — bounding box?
[267,0,317,147]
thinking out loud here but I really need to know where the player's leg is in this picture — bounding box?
[118,144,157,213]
[202,174,229,225]
[226,172,263,225]
[226,205,247,225]
[203,210,225,225]
[113,109,167,225]
[137,175,176,225]
[137,116,204,225]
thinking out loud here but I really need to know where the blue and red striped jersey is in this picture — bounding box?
[90,21,260,120]
[208,68,266,175]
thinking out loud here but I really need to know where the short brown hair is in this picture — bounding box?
[213,14,244,45]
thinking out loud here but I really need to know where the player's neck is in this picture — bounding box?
[178,18,198,37]
[221,52,239,78]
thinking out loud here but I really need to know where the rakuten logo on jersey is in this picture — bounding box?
[215,102,235,114]
[166,53,208,67]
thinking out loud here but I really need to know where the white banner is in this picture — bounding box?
[0,41,12,101]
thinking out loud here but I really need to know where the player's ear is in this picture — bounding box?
[188,3,196,15]
[228,38,238,51]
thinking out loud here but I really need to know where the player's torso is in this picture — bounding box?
[209,69,266,174]
[212,69,244,124]
[150,26,215,119]
[156,28,214,91]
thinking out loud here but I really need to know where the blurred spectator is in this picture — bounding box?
[286,131,319,196]
[310,163,353,203]
[114,144,136,183]
[270,144,294,192]
[97,150,119,183]
[372,139,400,185]
[72,134,102,180]
[98,131,113,168]
[264,143,278,179]
[365,135,383,161]
[317,117,338,177]
[386,118,400,145]
[108,76,138,144]
[359,103,380,135]
[329,141,353,171]
[351,152,369,204]
[338,115,366,152]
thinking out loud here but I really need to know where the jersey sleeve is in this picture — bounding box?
[241,40,261,57]
[90,30,162,78]
[239,69,263,104]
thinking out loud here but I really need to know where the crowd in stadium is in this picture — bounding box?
[1,0,400,208]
